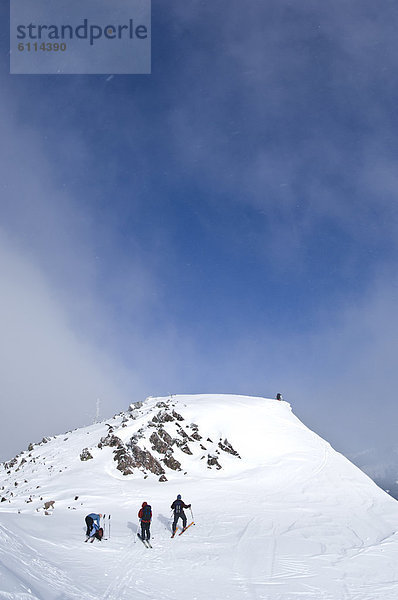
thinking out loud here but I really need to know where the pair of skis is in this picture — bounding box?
[171,521,195,538]
[137,533,152,548]
[171,507,195,538]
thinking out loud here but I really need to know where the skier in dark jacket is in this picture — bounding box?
[85,513,102,539]
[138,501,152,541]
[171,494,191,536]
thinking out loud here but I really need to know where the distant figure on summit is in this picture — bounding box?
[276,393,283,401]
[171,494,191,537]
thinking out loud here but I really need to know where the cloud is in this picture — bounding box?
[0,85,153,460]
[0,77,211,460]
[163,0,398,270]
[246,270,398,455]
[0,229,138,459]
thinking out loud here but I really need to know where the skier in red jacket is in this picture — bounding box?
[138,501,152,541]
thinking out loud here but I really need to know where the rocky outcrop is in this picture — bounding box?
[129,431,144,445]
[0,397,244,494]
[156,401,168,409]
[129,401,143,411]
[179,442,193,455]
[218,438,241,458]
[163,454,182,471]
[80,448,93,461]
[176,425,190,439]
[152,410,175,424]
[150,432,171,455]
[98,434,123,449]
[190,424,202,441]
[126,442,165,476]
[150,432,169,454]
[4,458,17,470]
[158,428,174,446]
[113,447,135,475]
[172,410,184,422]
[207,454,222,470]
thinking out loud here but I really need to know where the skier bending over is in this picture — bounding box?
[138,501,152,541]
[171,494,191,536]
[85,513,102,540]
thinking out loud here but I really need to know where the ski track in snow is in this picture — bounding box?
[230,436,330,597]
[0,523,97,600]
[100,533,170,600]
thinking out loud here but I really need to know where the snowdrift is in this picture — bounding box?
[1,394,398,600]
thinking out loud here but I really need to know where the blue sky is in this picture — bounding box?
[1,0,398,460]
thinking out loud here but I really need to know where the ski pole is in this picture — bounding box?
[108,514,111,539]
[190,507,195,522]
[170,510,175,533]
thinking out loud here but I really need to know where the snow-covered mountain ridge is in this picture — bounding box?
[1,394,334,505]
[1,394,398,600]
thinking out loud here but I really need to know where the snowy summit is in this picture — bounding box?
[1,394,398,600]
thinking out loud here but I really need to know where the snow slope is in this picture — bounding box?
[1,394,398,600]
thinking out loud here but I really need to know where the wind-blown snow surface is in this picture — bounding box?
[1,394,398,600]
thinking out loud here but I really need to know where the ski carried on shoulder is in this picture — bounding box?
[178,522,195,536]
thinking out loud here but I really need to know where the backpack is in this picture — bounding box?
[95,527,104,540]
[142,504,152,521]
